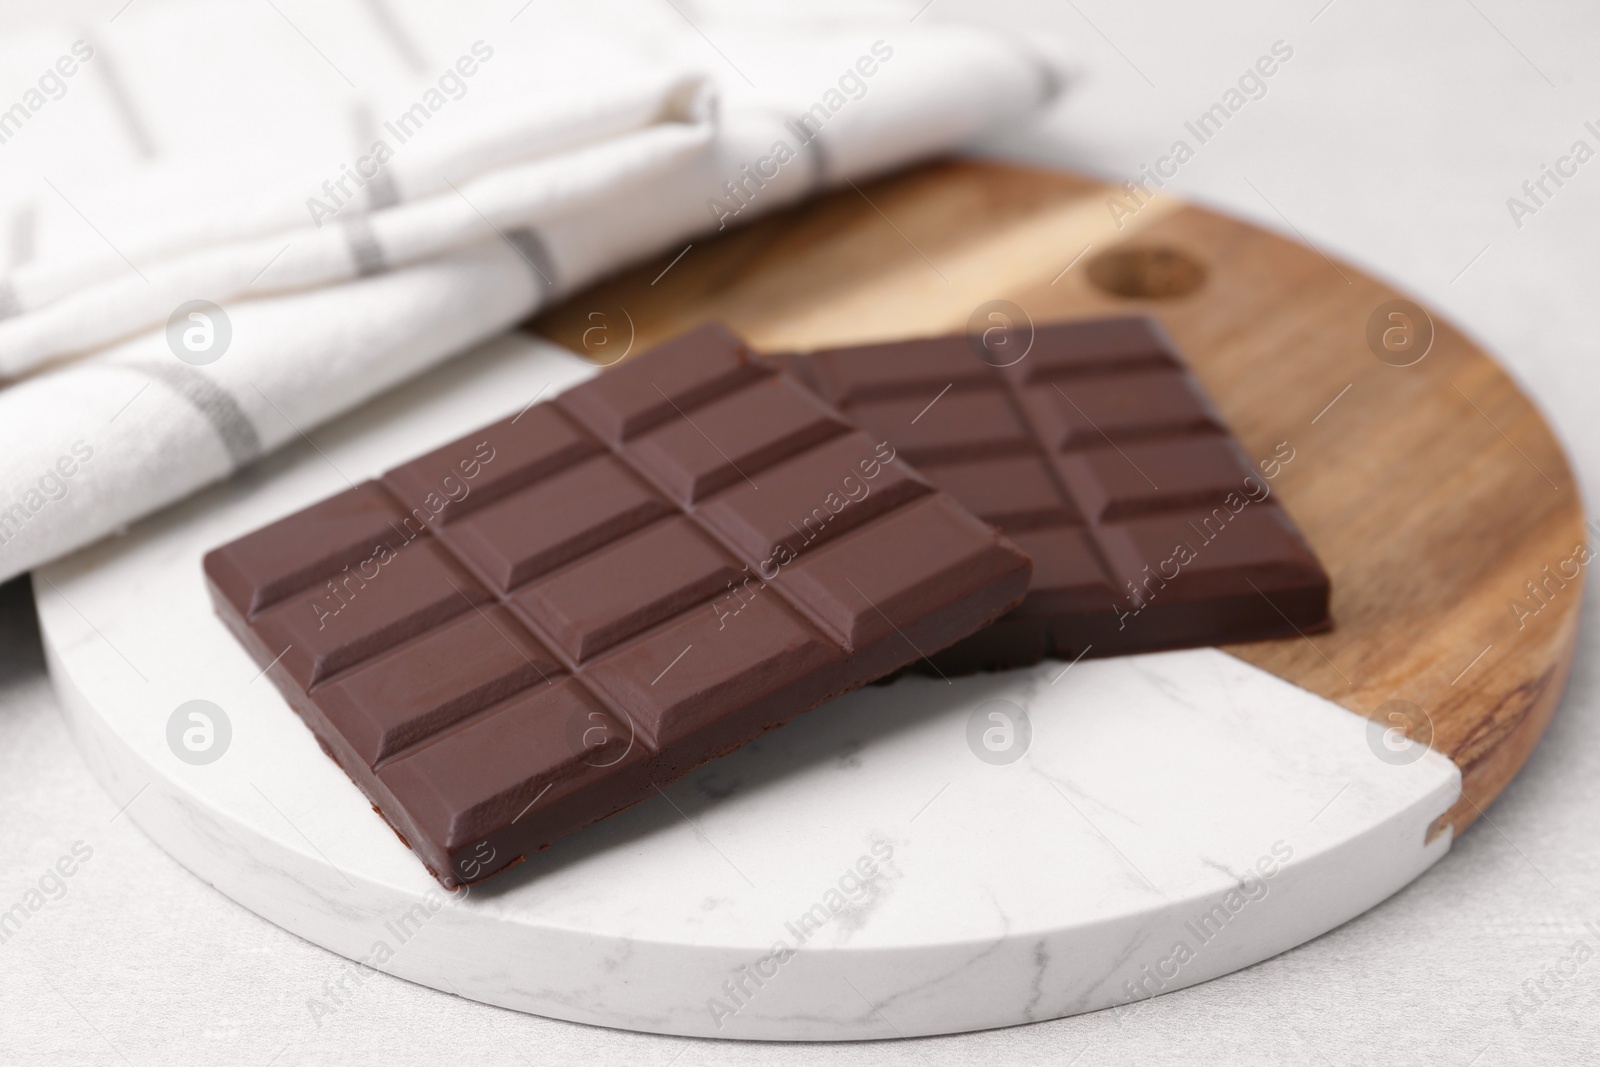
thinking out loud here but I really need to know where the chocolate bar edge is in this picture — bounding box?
[204,540,1029,888]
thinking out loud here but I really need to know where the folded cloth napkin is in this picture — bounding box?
[0,0,1060,584]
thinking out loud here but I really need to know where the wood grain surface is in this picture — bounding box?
[533,160,1585,840]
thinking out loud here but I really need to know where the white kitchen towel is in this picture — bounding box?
[0,0,1061,583]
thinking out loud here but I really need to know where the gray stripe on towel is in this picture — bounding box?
[365,170,401,212]
[503,227,557,289]
[788,116,831,191]
[341,215,387,276]
[350,103,401,212]
[87,35,158,159]
[358,0,429,75]
[120,361,263,469]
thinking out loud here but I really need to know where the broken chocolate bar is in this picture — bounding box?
[205,324,1031,887]
[767,315,1330,674]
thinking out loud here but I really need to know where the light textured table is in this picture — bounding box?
[3,1,1598,1064]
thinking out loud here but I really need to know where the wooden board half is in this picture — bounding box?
[534,159,1584,841]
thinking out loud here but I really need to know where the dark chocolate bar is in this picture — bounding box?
[767,316,1329,674]
[205,325,1031,887]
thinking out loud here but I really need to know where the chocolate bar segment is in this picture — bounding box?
[204,324,1031,888]
[768,316,1329,674]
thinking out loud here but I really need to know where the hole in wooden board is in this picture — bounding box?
[1086,246,1207,300]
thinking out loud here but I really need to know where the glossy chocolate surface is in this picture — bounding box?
[205,324,1031,887]
[768,316,1330,674]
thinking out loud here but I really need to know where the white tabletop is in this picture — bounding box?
[3,1,1597,1064]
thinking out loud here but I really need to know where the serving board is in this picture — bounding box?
[536,159,1583,842]
[36,161,1580,1042]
